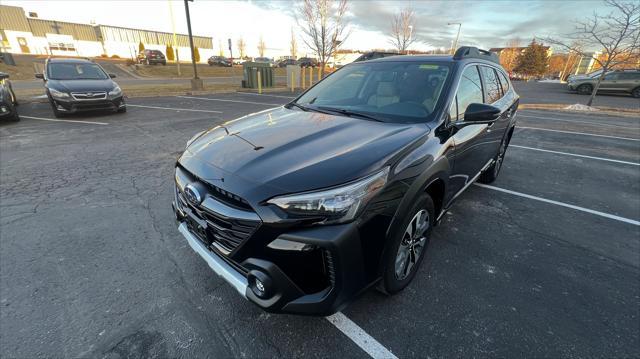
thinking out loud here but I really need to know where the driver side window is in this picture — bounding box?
[451,65,484,121]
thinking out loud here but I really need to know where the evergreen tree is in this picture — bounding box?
[194,47,201,63]
[138,41,145,53]
[514,40,549,79]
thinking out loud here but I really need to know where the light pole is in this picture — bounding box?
[448,22,461,54]
[184,0,203,90]
[168,0,181,76]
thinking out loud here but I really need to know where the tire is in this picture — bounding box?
[50,102,64,118]
[632,87,640,98]
[379,193,435,294]
[117,106,127,113]
[478,135,509,184]
[577,84,593,95]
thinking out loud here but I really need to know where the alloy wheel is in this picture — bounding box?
[395,209,429,280]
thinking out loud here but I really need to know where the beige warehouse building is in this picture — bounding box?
[0,4,214,61]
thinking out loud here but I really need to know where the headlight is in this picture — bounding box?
[49,88,70,99]
[186,131,205,149]
[267,167,389,224]
[109,86,122,97]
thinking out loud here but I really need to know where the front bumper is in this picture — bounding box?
[174,199,370,316]
[51,96,125,113]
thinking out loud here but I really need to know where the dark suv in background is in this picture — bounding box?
[36,58,126,117]
[173,47,518,315]
[207,56,232,67]
[0,72,19,122]
[297,57,318,67]
[137,49,166,65]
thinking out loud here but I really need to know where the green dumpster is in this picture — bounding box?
[242,62,275,88]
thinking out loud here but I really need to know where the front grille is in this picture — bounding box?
[176,186,260,254]
[324,249,336,286]
[71,92,107,101]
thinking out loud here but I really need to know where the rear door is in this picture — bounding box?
[479,65,513,153]
[448,65,497,196]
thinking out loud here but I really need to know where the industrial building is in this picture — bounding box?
[0,4,214,61]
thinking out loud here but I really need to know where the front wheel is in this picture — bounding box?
[577,84,593,95]
[478,136,509,184]
[380,193,434,294]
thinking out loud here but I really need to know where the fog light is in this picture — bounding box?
[255,279,265,293]
[0,106,7,113]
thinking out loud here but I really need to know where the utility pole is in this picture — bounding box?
[448,22,462,54]
[168,0,181,76]
[184,0,203,90]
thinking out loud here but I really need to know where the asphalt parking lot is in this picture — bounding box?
[1,90,639,358]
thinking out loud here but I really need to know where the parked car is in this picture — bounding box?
[297,57,318,67]
[137,49,166,65]
[172,47,519,315]
[0,72,19,121]
[276,59,297,68]
[208,56,232,67]
[233,58,247,65]
[567,70,640,97]
[36,58,126,117]
[353,51,399,62]
[254,57,274,66]
[566,69,605,82]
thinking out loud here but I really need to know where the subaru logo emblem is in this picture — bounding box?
[184,184,202,205]
[87,92,93,97]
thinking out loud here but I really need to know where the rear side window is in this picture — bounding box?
[480,66,501,103]
[453,65,484,121]
[497,71,510,94]
[617,73,640,80]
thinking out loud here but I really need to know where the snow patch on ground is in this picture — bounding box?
[564,104,600,111]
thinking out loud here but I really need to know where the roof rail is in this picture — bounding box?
[453,46,500,64]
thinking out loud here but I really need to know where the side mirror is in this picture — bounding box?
[109,73,116,78]
[35,73,44,79]
[463,103,501,123]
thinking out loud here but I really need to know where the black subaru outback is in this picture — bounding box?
[173,47,518,315]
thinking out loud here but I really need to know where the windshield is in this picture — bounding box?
[295,62,451,123]
[47,63,109,80]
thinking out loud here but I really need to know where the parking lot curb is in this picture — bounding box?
[520,103,640,117]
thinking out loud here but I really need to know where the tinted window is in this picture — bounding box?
[454,65,484,121]
[47,63,108,80]
[604,73,621,80]
[296,62,451,123]
[616,72,640,80]
[481,66,501,103]
[497,71,510,94]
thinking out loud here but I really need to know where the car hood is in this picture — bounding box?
[181,107,429,196]
[47,79,116,93]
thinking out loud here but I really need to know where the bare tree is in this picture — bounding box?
[290,28,298,58]
[257,36,266,57]
[499,38,521,74]
[389,7,417,54]
[237,37,246,59]
[296,0,349,76]
[544,0,639,106]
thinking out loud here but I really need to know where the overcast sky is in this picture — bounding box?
[4,0,610,56]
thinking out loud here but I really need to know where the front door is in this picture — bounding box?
[447,65,497,198]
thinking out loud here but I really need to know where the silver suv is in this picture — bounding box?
[568,70,640,98]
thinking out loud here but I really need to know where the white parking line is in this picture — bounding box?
[127,104,222,113]
[510,145,640,166]
[475,183,640,226]
[236,92,297,99]
[518,114,640,131]
[21,115,108,125]
[326,312,398,359]
[177,95,283,106]
[518,126,640,142]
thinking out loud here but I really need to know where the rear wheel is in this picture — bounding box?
[479,135,509,184]
[577,84,593,95]
[380,193,434,294]
[632,87,640,98]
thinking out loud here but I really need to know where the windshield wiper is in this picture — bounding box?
[316,107,385,122]
[286,102,310,111]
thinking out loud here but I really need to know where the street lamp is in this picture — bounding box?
[184,0,203,90]
[448,22,462,54]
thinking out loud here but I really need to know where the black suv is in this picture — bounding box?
[173,47,518,315]
[36,58,126,117]
[137,49,167,65]
[297,57,318,67]
[0,72,19,122]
